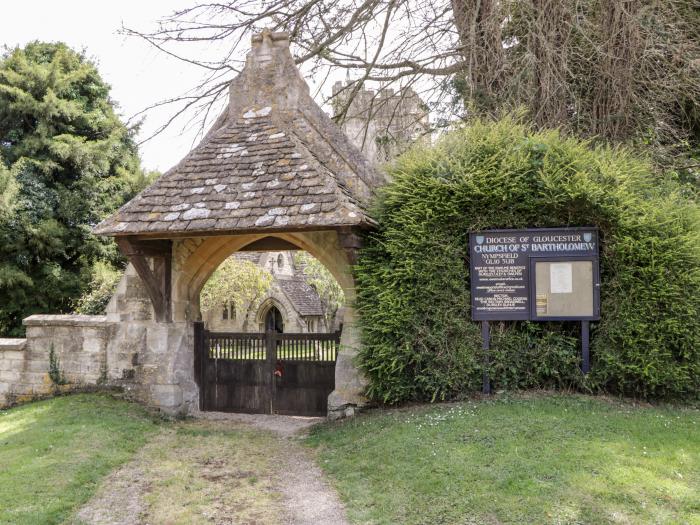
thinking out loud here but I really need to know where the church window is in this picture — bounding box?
[277,253,284,269]
[222,305,228,320]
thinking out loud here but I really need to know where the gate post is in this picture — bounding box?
[193,321,205,409]
[265,330,276,414]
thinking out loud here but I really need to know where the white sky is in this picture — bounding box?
[0,1,248,172]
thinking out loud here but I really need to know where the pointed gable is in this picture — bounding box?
[94,30,380,237]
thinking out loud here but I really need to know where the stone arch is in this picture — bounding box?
[171,230,363,418]
[262,303,285,333]
[173,231,354,324]
[253,297,291,331]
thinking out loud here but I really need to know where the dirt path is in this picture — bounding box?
[73,414,348,525]
[200,412,349,525]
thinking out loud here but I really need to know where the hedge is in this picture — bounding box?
[355,118,700,404]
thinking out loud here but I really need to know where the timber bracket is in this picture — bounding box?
[338,227,363,266]
[116,237,173,322]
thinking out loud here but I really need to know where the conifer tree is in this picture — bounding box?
[0,42,149,335]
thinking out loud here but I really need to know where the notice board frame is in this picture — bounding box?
[469,227,600,322]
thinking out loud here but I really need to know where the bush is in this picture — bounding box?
[356,117,700,404]
[72,262,122,315]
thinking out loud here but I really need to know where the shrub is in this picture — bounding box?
[48,343,66,385]
[356,117,700,404]
[73,262,122,315]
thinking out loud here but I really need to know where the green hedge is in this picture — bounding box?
[355,118,700,404]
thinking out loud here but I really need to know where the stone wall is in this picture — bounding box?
[204,283,310,333]
[331,81,430,164]
[0,316,111,407]
[0,338,27,406]
[0,266,195,416]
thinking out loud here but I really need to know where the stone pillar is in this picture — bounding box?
[104,263,197,416]
[0,338,27,406]
[327,229,368,419]
[327,303,367,419]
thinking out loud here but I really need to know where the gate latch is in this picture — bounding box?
[274,361,284,377]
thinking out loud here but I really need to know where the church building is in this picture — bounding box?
[203,250,336,334]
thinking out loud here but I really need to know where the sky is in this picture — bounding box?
[0,1,247,172]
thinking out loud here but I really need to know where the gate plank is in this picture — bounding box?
[195,328,340,416]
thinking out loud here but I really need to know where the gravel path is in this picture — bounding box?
[74,413,349,525]
[74,464,149,525]
[277,441,349,525]
[195,410,323,438]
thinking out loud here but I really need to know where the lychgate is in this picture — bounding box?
[92,30,383,418]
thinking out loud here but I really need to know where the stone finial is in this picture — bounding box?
[248,29,291,66]
[229,29,309,119]
[251,29,290,47]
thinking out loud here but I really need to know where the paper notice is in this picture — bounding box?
[536,294,548,314]
[550,262,573,293]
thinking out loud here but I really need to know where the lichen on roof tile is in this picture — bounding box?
[93,31,380,238]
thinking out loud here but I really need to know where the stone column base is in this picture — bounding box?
[327,389,368,420]
[150,384,184,415]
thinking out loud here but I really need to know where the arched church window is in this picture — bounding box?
[222,305,228,320]
[277,253,284,269]
[229,302,236,320]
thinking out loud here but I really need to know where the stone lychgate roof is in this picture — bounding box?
[95,30,380,237]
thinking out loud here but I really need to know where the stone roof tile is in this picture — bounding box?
[279,278,324,316]
[94,31,380,238]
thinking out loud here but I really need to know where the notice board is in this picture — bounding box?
[469,228,600,321]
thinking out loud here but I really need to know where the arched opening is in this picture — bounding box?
[187,233,356,416]
[264,305,284,333]
[196,237,345,335]
[173,230,366,414]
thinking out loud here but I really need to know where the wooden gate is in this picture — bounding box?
[194,322,339,416]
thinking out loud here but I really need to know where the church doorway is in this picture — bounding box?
[264,305,284,333]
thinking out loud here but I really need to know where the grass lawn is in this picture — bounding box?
[307,394,700,525]
[0,394,159,525]
[1,394,287,525]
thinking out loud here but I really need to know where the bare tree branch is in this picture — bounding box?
[124,0,700,168]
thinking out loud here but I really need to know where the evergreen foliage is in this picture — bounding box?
[0,42,150,335]
[47,343,66,385]
[356,118,700,404]
[72,261,123,315]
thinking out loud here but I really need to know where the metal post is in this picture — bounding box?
[482,321,491,394]
[581,320,590,374]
